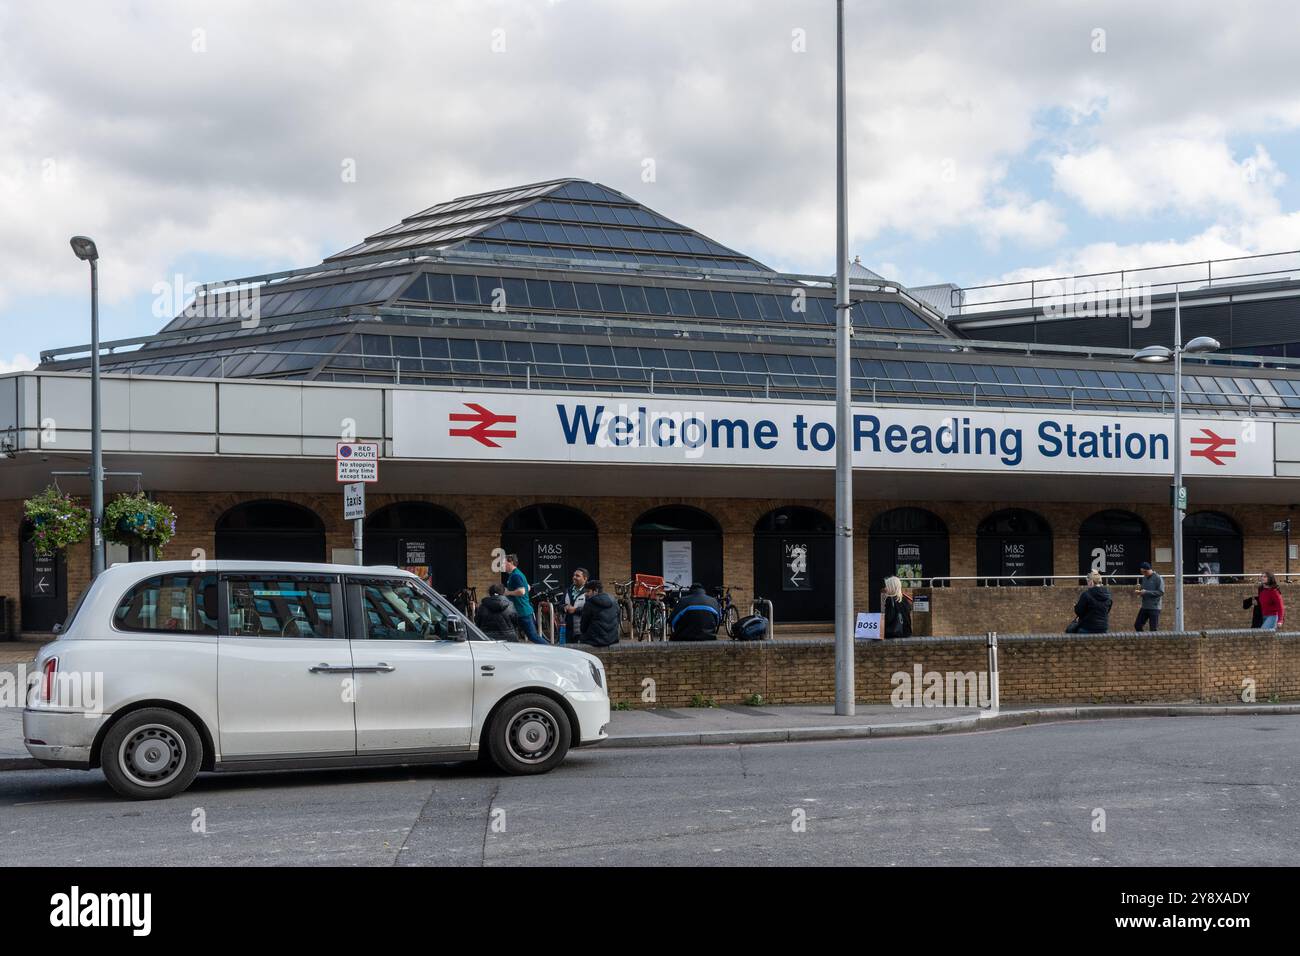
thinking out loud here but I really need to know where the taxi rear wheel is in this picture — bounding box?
[101,708,203,800]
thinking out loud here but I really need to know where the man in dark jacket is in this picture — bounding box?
[475,584,519,641]
[577,580,620,647]
[669,583,721,641]
[1074,571,1113,633]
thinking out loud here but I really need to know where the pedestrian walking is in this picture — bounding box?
[474,583,519,641]
[1257,571,1286,630]
[1132,561,1164,631]
[882,575,913,638]
[1070,570,1112,634]
[502,553,548,645]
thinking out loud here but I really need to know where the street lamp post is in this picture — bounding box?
[1134,288,1219,631]
[70,235,105,579]
[833,0,854,715]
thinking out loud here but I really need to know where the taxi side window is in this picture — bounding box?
[227,577,336,638]
[358,580,452,641]
[114,574,219,634]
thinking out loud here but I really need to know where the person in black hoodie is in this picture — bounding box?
[1073,570,1113,633]
[475,583,519,641]
[577,580,620,647]
[669,583,722,641]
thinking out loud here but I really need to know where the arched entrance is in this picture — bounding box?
[1078,509,1150,578]
[754,506,834,622]
[867,508,950,611]
[364,502,466,594]
[631,505,723,590]
[215,499,326,562]
[19,520,68,632]
[976,509,1053,586]
[1183,511,1243,584]
[501,504,598,593]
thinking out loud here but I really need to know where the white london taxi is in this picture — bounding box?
[24,561,609,799]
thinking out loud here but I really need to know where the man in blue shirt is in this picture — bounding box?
[503,553,547,644]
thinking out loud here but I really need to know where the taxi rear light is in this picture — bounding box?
[41,658,58,703]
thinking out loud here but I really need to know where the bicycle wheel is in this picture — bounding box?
[618,599,632,637]
[722,604,739,638]
[631,599,647,640]
[648,600,666,641]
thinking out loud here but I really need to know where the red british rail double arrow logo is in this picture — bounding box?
[449,402,517,448]
[1189,428,1236,466]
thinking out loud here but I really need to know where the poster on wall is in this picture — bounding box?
[783,541,811,590]
[1002,541,1027,578]
[399,539,431,584]
[895,542,922,587]
[662,540,693,587]
[1090,542,1127,575]
[1197,543,1221,585]
[534,541,565,592]
[27,556,57,599]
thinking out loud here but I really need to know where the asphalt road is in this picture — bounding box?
[0,716,1295,866]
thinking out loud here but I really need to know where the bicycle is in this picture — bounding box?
[613,579,635,639]
[449,586,478,619]
[632,582,669,641]
[711,585,741,638]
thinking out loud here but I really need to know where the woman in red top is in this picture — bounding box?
[1257,572,1285,630]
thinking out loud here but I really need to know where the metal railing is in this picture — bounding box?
[916,573,1300,588]
[953,249,1300,315]
[195,347,1300,417]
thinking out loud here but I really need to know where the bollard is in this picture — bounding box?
[985,631,999,712]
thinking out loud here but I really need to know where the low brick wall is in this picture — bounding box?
[589,630,1300,708]
[926,584,1300,637]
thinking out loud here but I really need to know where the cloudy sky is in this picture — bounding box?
[4,0,1300,371]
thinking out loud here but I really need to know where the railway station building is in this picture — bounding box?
[4,178,1300,636]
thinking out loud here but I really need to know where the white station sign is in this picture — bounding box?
[392,390,1277,479]
[336,441,379,483]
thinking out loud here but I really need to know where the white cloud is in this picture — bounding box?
[1052,140,1283,221]
[0,353,37,374]
[1,0,1300,326]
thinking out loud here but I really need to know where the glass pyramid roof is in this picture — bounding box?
[325,178,772,272]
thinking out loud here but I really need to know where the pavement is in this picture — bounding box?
[2,715,1298,866]
[4,662,1299,770]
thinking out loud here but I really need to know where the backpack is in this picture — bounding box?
[734,614,769,641]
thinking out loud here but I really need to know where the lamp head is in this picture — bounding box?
[70,236,99,262]
[1184,335,1220,354]
[1133,345,1173,363]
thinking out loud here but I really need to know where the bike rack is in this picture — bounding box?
[751,598,775,640]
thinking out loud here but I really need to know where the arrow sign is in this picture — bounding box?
[541,575,558,590]
[35,576,50,594]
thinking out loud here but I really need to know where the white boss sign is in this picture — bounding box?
[855,612,882,640]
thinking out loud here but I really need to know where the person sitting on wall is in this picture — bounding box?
[882,575,913,638]
[1071,570,1113,634]
[669,582,722,641]
[576,580,620,647]
[475,583,519,641]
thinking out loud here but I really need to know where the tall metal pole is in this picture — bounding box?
[1172,288,1184,630]
[833,0,855,715]
[89,257,105,579]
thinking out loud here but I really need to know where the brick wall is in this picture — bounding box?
[927,583,1300,636]
[591,631,1300,708]
[2,487,1296,636]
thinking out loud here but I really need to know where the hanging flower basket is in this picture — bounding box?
[104,493,178,554]
[23,486,91,557]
